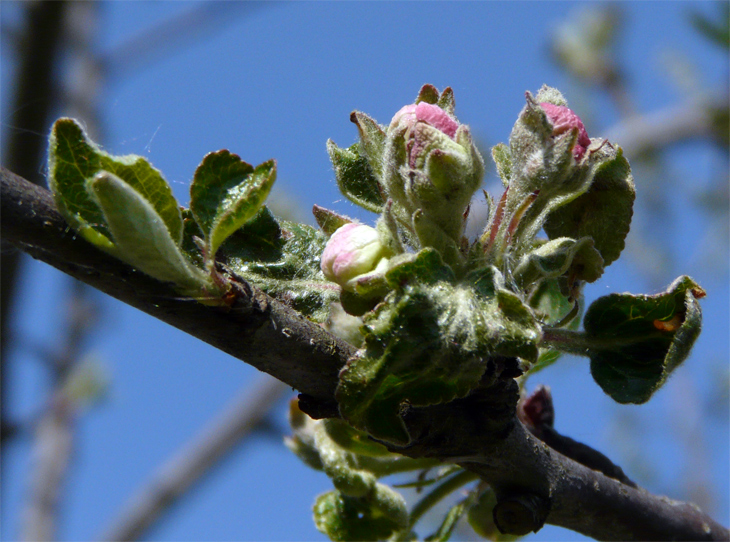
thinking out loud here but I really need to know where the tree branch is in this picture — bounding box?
[0,166,353,406]
[2,166,727,540]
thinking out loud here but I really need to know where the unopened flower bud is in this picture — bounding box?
[383,94,484,246]
[389,102,460,168]
[321,223,392,290]
[540,102,591,160]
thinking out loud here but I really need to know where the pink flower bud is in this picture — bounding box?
[320,223,391,290]
[540,102,591,159]
[390,102,461,168]
[390,102,459,138]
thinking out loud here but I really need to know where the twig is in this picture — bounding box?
[519,385,637,488]
[98,375,289,541]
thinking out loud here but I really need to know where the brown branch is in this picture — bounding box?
[2,166,727,541]
[0,166,353,406]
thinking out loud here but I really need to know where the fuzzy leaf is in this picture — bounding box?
[190,150,275,257]
[221,207,339,323]
[527,279,581,374]
[314,486,408,542]
[544,146,634,266]
[86,172,209,295]
[585,276,704,404]
[312,204,353,236]
[327,140,385,213]
[350,111,387,179]
[513,237,604,289]
[48,118,182,248]
[337,252,540,445]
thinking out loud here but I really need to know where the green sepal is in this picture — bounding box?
[544,146,635,266]
[585,276,705,404]
[86,172,211,296]
[313,486,408,542]
[350,111,387,180]
[491,143,512,188]
[190,150,276,258]
[436,87,457,117]
[327,140,385,214]
[220,207,339,323]
[512,237,604,289]
[415,84,440,105]
[313,204,353,236]
[48,118,182,249]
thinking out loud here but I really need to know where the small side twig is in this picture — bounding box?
[519,385,637,488]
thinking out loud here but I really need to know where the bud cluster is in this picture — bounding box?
[319,85,633,325]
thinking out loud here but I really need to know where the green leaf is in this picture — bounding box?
[543,145,635,266]
[337,254,540,445]
[385,248,456,287]
[512,237,604,289]
[314,486,408,542]
[86,172,210,295]
[585,276,705,404]
[315,420,377,498]
[327,140,385,213]
[285,400,325,471]
[527,278,581,375]
[220,207,339,323]
[48,118,182,249]
[350,111,387,180]
[312,204,353,236]
[322,419,394,458]
[190,150,276,258]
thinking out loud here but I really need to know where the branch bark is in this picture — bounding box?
[0,166,352,407]
[2,166,727,541]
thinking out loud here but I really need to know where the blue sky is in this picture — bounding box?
[2,2,728,540]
